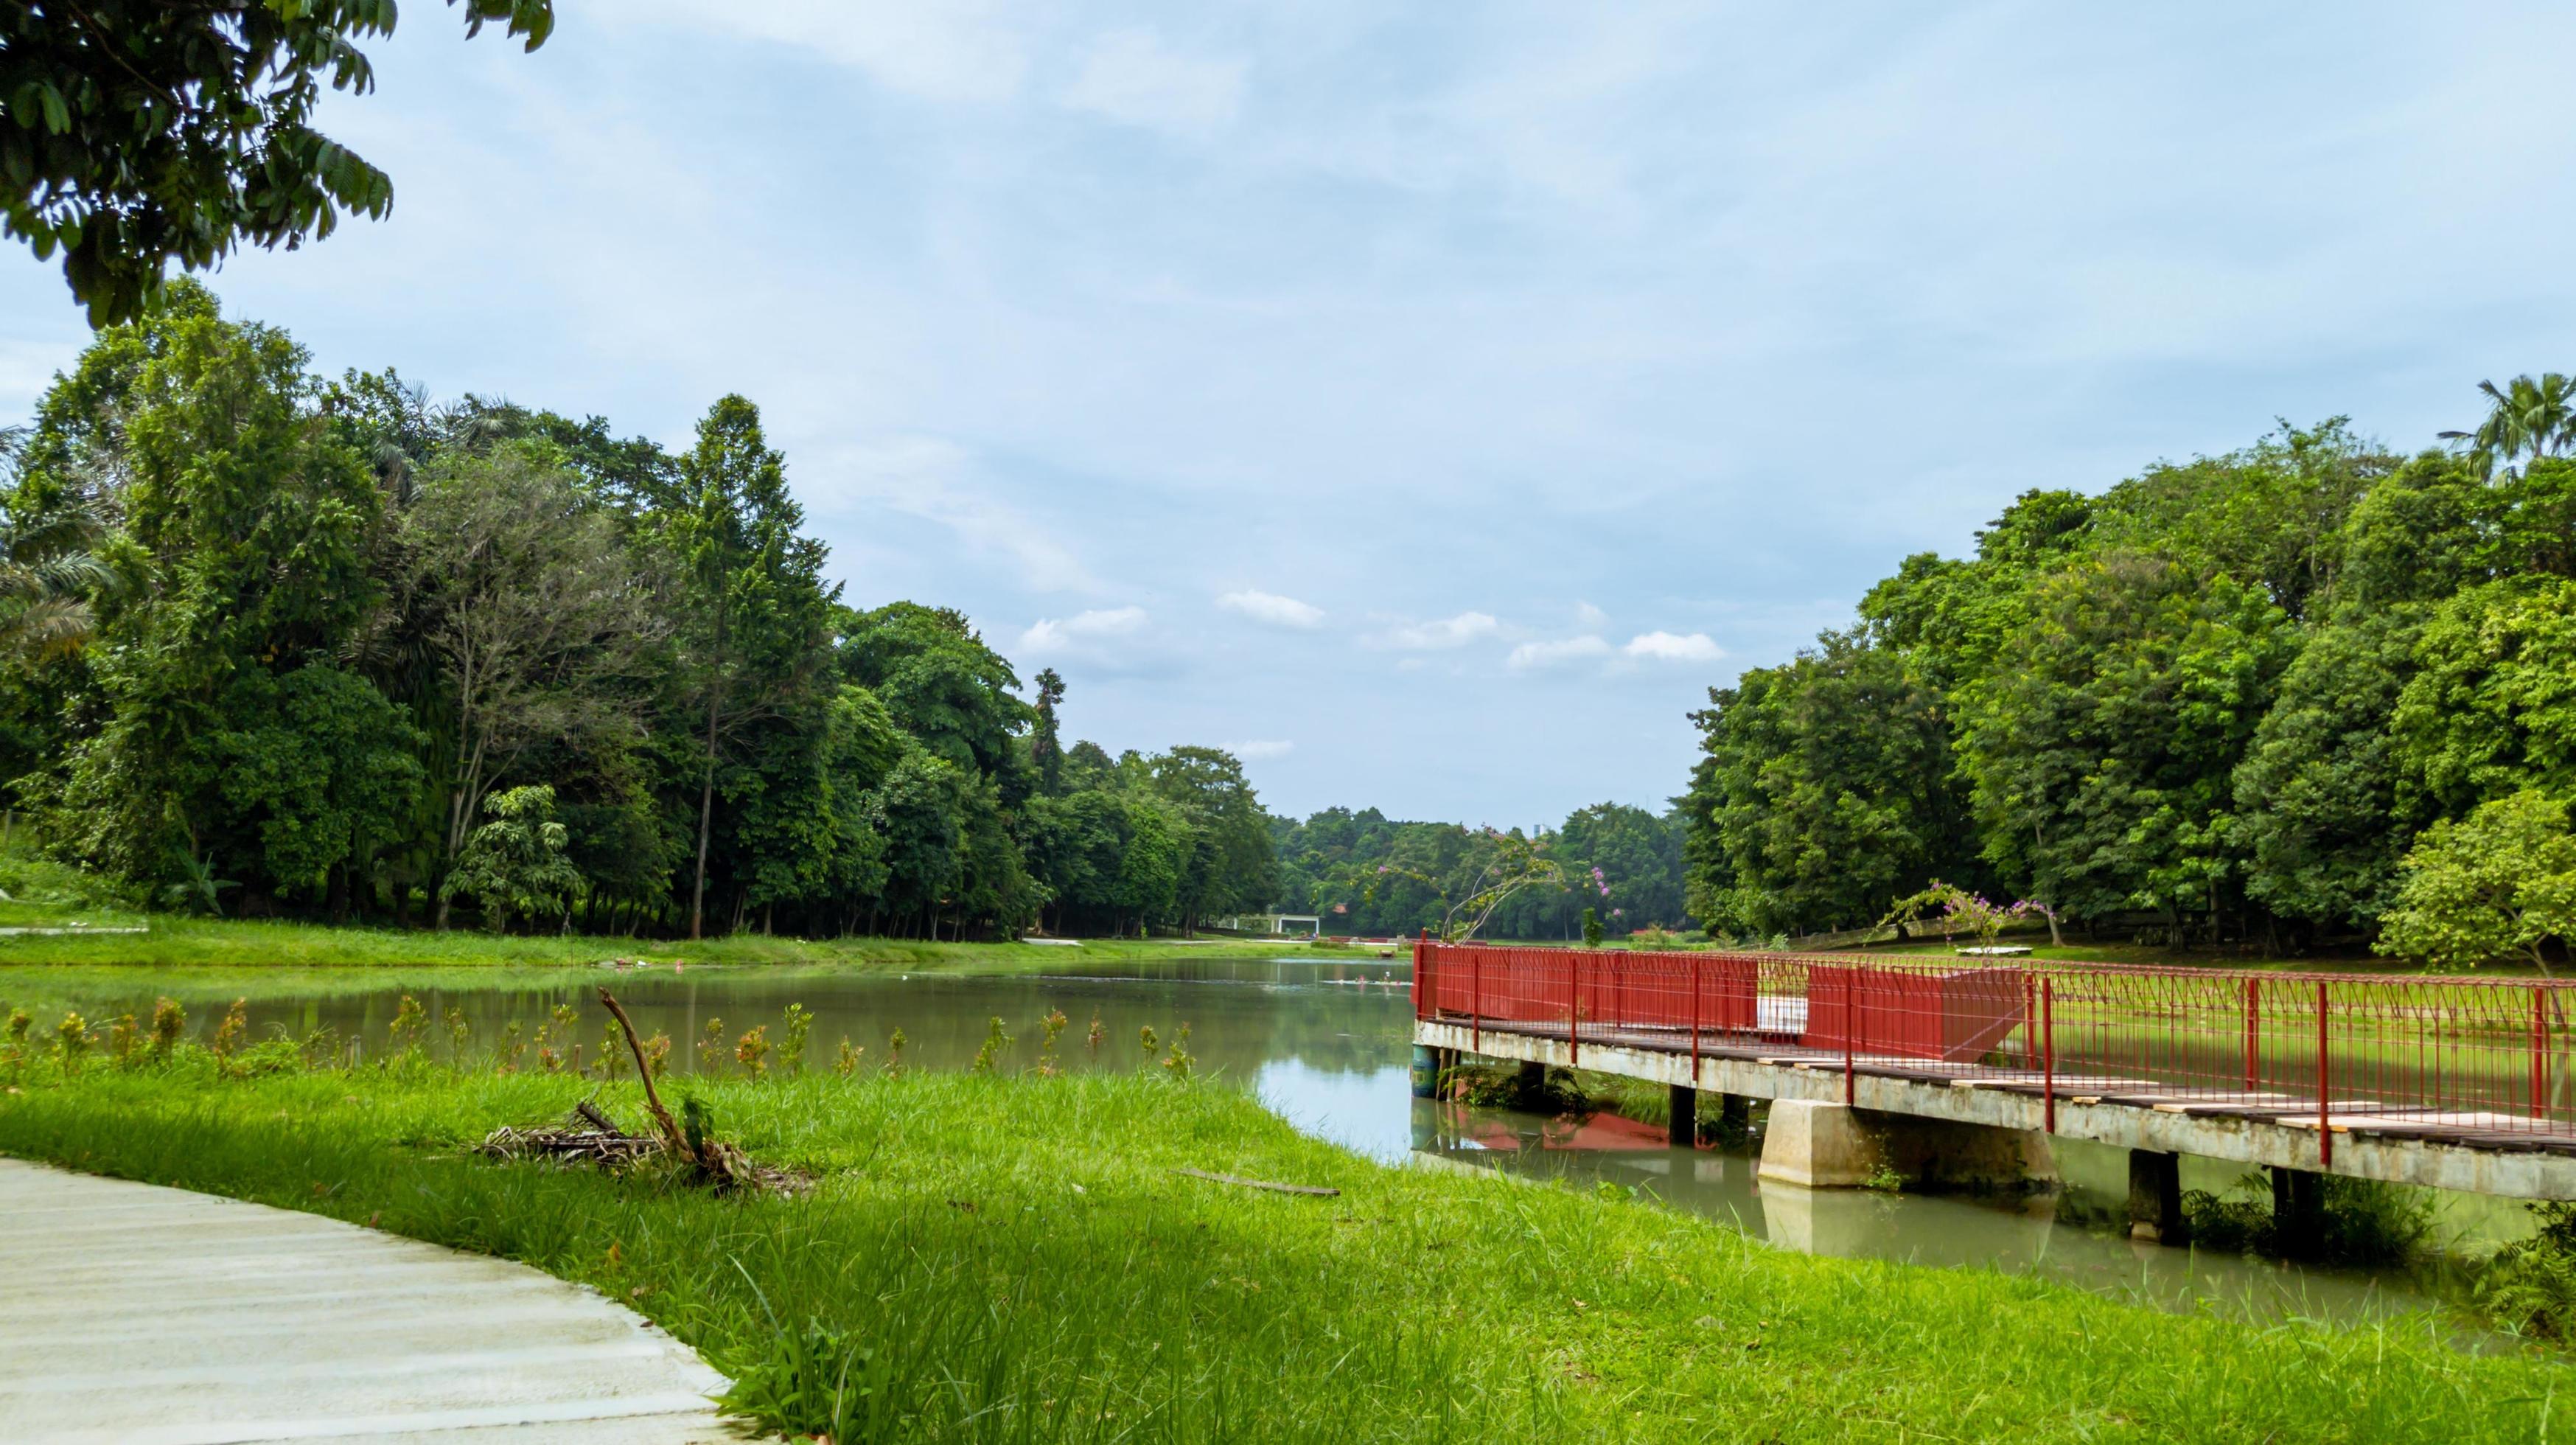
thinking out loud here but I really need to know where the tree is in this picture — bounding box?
[441,784,584,933]
[658,397,837,939]
[2440,375,2576,479]
[2233,605,2426,933]
[2390,578,2576,820]
[394,446,663,926]
[214,664,422,918]
[2378,791,2576,972]
[1031,667,1067,795]
[2,1,554,325]
[0,483,103,663]
[1683,632,1970,936]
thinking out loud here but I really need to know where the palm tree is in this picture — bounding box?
[0,426,107,662]
[2439,373,2576,478]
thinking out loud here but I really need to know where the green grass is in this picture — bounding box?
[0,916,1308,970]
[1,1049,2565,1441]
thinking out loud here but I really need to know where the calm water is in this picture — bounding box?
[0,952,2524,1331]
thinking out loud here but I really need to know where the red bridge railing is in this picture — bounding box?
[1411,941,2576,1156]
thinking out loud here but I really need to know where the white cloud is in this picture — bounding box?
[1020,605,1148,652]
[1574,600,1610,628]
[1226,739,1295,761]
[1623,630,1724,663]
[1218,588,1324,628]
[1375,611,1500,650]
[1061,29,1247,136]
[1507,635,1612,670]
[820,436,1099,593]
[611,0,1029,103]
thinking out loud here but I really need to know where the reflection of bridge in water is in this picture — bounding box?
[1411,942,2576,1243]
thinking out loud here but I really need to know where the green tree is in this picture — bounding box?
[1683,632,1969,936]
[1031,667,1067,795]
[2390,578,2576,820]
[2440,375,2576,479]
[395,445,664,926]
[2,1,553,325]
[1956,555,2294,928]
[658,396,837,939]
[2378,790,2576,972]
[2233,606,2425,933]
[440,784,584,933]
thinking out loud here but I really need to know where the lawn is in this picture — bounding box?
[0,1042,2561,1442]
[0,915,1318,970]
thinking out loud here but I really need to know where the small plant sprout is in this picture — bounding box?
[778,1004,814,1076]
[211,997,248,1058]
[698,1018,727,1072]
[444,1006,472,1065]
[642,1031,671,1078]
[55,1011,89,1073]
[1139,1024,1158,1056]
[388,994,426,1054]
[971,1015,1011,1073]
[833,1038,863,1077]
[1037,1009,1068,1076]
[1086,1013,1105,1051]
[736,1024,771,1079]
[147,998,181,1059]
[884,1027,907,1076]
[107,1012,137,1067]
[1160,1022,1193,1079]
[495,1020,526,1073]
[598,1018,628,1079]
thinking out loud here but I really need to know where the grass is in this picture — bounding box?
[2,1045,2568,1441]
[0,916,1313,970]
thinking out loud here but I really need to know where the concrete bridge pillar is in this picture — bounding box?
[1759,1100,2055,1192]
[2127,1149,2185,1243]
[2272,1166,2325,1256]
[1666,1084,1696,1146]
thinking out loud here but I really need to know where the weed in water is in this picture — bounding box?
[599,1019,628,1079]
[148,997,183,1059]
[1160,1022,1194,1079]
[736,1026,771,1079]
[776,1004,814,1077]
[2480,1202,2576,1340]
[106,1012,136,1068]
[495,1021,526,1073]
[54,1012,88,1074]
[884,1027,905,1076]
[698,1018,727,1073]
[1036,1009,1068,1076]
[642,1031,671,1078]
[388,995,427,1056]
[211,997,247,1057]
[2184,1172,2435,1265]
[1138,1024,1157,1056]
[1086,1013,1105,1051]
[971,1016,1011,1074]
[299,1026,343,1070]
[444,1007,473,1066]
[833,1039,862,1077]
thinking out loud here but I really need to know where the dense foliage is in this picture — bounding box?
[1680,408,2576,964]
[1269,801,1689,939]
[0,287,1291,940]
[1,0,553,325]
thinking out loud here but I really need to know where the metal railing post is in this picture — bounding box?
[1689,954,1702,1083]
[2243,978,2258,1092]
[2317,979,2332,1167]
[2535,986,2549,1122]
[2041,978,2056,1134]
[1569,950,1581,1068]
[1470,947,1481,1055]
[1843,964,1856,1107]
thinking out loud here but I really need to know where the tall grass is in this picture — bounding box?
[1,1039,2566,1441]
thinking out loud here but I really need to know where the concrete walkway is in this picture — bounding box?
[0,1159,747,1444]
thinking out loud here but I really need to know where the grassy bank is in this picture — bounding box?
[1,1046,2564,1441]
[0,916,1311,969]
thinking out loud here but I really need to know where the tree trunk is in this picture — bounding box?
[689,695,719,941]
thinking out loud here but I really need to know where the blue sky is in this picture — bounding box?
[7,3,2576,826]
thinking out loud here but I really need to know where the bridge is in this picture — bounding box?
[1409,941,2576,1244]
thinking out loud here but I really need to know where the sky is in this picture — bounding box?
[8,3,2576,827]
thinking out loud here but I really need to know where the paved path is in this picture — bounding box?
[0,1159,746,1444]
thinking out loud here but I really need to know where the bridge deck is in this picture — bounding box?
[1412,942,2576,1199]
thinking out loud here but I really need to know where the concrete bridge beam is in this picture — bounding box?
[2128,1150,2184,1243]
